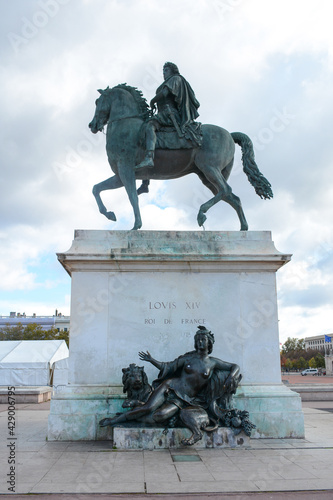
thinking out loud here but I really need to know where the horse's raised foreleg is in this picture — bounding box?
[92,175,123,221]
[197,170,248,231]
[118,167,142,230]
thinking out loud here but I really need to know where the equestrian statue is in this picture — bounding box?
[89,62,273,230]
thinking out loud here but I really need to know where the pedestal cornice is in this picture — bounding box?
[57,230,291,275]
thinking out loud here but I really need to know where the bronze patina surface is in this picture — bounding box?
[89,63,272,230]
[100,326,255,445]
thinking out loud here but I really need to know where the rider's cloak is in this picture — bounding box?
[157,74,200,126]
[155,74,202,146]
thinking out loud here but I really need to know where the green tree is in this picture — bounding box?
[0,323,69,347]
[298,356,308,370]
[0,323,25,340]
[315,353,325,368]
[291,359,299,370]
[281,337,305,355]
[285,358,293,371]
[309,357,316,368]
[304,348,325,361]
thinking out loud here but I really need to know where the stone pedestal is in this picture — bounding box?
[325,353,333,375]
[113,426,250,449]
[48,230,304,442]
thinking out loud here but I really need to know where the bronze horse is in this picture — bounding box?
[89,84,272,230]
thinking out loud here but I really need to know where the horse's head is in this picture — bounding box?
[89,87,111,134]
[89,84,150,134]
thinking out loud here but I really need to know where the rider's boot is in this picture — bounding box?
[135,150,154,171]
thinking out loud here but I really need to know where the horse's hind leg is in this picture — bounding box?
[92,175,123,221]
[197,169,248,231]
[222,158,234,181]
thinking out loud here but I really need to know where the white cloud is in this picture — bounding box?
[0,0,332,338]
[278,304,333,343]
[0,295,70,318]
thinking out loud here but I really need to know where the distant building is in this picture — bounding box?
[304,334,333,351]
[0,310,70,332]
[304,333,333,375]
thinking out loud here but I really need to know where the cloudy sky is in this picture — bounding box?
[0,0,332,343]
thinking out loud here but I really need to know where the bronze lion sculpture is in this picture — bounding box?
[121,363,152,409]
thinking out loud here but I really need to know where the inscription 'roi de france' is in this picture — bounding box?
[145,318,206,325]
[149,301,200,310]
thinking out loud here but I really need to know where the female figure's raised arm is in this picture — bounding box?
[138,351,163,371]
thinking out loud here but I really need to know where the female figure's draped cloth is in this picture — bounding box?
[152,351,232,418]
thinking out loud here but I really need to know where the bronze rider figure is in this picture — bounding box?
[136,63,202,193]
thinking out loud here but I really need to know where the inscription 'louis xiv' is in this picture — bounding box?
[149,301,200,310]
[149,301,176,310]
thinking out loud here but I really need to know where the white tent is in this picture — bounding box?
[52,357,69,387]
[0,340,69,386]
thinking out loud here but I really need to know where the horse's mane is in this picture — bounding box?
[114,83,151,121]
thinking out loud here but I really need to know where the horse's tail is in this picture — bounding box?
[231,132,273,200]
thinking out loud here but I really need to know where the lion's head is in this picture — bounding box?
[121,363,152,408]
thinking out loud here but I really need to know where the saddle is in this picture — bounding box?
[142,121,203,150]
[156,127,195,150]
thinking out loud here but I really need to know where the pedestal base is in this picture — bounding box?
[235,384,304,438]
[47,383,304,441]
[113,426,250,449]
[48,385,123,441]
[48,230,304,441]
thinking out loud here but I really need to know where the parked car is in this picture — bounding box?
[301,368,318,376]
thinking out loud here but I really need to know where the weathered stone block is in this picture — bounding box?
[112,426,250,449]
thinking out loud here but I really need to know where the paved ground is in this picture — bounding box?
[282,374,333,384]
[0,493,333,500]
[1,399,333,496]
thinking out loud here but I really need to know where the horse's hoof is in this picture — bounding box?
[105,211,117,221]
[197,212,207,227]
[240,223,248,231]
[131,219,142,230]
